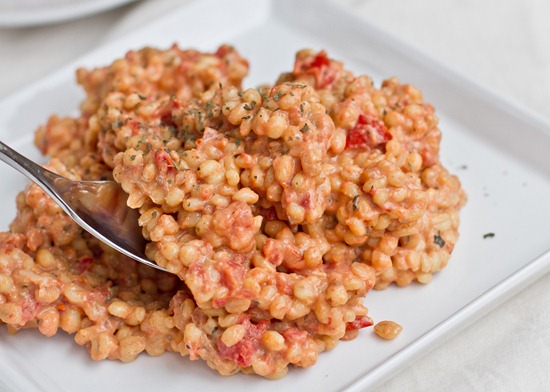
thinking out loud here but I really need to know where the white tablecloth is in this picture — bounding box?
[1,1,549,390]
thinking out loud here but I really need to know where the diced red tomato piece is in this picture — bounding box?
[346,315,374,331]
[217,255,246,292]
[217,318,269,367]
[214,45,231,59]
[154,149,177,172]
[281,327,307,345]
[310,51,331,69]
[294,50,337,89]
[76,256,94,274]
[259,207,278,222]
[157,98,182,128]
[345,114,392,150]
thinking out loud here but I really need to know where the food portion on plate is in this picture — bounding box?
[0,44,465,378]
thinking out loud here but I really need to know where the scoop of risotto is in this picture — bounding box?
[0,44,465,378]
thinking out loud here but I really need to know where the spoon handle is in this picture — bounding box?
[0,140,72,211]
[0,140,49,183]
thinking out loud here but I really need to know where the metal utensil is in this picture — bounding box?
[0,141,167,272]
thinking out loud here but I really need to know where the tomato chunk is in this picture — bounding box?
[346,315,374,331]
[217,318,269,367]
[293,50,337,89]
[76,256,94,274]
[346,114,391,150]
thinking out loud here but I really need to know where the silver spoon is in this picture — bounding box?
[0,141,167,272]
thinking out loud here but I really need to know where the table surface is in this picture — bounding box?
[1,0,549,391]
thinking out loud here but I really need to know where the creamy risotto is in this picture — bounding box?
[0,45,465,378]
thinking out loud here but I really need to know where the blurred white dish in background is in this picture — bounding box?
[0,0,139,27]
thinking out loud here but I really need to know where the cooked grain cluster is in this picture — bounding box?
[0,44,465,378]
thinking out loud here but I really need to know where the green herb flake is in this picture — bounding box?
[243,101,257,111]
[273,90,285,102]
[352,195,359,211]
[130,155,136,161]
[205,101,215,119]
[300,123,309,133]
[434,232,445,248]
[152,211,158,218]
[483,232,495,239]
[111,119,123,129]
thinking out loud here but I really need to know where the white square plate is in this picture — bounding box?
[1,0,550,391]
